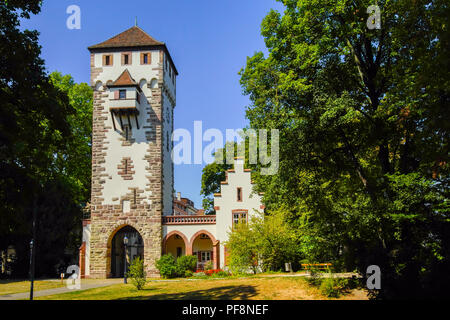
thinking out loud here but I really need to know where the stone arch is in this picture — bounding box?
[94,80,103,91]
[189,230,217,246]
[163,230,191,256]
[150,78,158,89]
[106,222,144,278]
[139,78,147,89]
[190,230,220,270]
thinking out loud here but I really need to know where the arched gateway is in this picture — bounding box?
[110,226,143,278]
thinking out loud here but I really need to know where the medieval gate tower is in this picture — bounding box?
[87,26,177,278]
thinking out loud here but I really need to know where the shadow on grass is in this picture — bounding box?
[117,285,258,300]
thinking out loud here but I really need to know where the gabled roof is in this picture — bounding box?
[88,26,164,50]
[107,69,138,88]
[88,26,179,75]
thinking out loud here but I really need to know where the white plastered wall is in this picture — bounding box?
[92,50,176,210]
[214,159,263,269]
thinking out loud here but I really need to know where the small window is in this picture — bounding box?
[233,212,247,229]
[237,187,242,202]
[200,234,210,240]
[119,90,126,99]
[201,251,211,262]
[103,54,113,66]
[123,125,131,141]
[123,54,130,65]
[141,52,150,65]
[233,213,240,226]
[167,132,170,151]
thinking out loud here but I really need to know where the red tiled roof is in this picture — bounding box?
[88,26,179,76]
[109,69,137,87]
[88,26,164,50]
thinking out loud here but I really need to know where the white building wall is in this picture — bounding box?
[91,49,176,209]
[214,159,263,269]
[163,224,217,244]
[162,91,174,215]
[82,223,91,276]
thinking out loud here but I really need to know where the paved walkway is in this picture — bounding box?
[0,279,123,300]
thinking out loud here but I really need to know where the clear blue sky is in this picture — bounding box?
[21,0,284,208]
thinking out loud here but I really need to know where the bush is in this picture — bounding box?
[155,254,178,279]
[193,272,207,278]
[212,270,230,278]
[156,254,199,278]
[204,261,213,271]
[320,277,348,298]
[126,257,146,290]
[176,255,197,275]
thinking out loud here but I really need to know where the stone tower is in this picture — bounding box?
[86,26,177,278]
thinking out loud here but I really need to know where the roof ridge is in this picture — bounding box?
[88,26,164,50]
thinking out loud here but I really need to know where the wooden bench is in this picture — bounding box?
[301,263,332,271]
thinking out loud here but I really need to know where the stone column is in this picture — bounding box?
[213,240,220,270]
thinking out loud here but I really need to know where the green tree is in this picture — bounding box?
[127,257,147,290]
[252,210,301,272]
[226,211,301,273]
[240,0,449,299]
[49,71,93,203]
[0,1,93,277]
[225,222,260,274]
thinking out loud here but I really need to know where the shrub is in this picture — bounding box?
[176,255,197,276]
[212,270,229,278]
[193,272,206,278]
[204,260,213,271]
[155,254,178,279]
[126,257,146,290]
[184,270,194,278]
[319,277,349,298]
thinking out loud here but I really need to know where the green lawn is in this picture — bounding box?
[0,280,64,295]
[35,276,368,300]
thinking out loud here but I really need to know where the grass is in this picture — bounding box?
[35,276,368,300]
[0,279,65,295]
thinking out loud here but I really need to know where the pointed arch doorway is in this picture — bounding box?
[110,225,144,278]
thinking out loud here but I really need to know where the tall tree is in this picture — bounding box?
[0,1,92,277]
[240,0,449,299]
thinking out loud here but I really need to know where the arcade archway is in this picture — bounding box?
[163,231,189,258]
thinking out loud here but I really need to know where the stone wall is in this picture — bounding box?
[88,50,168,278]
